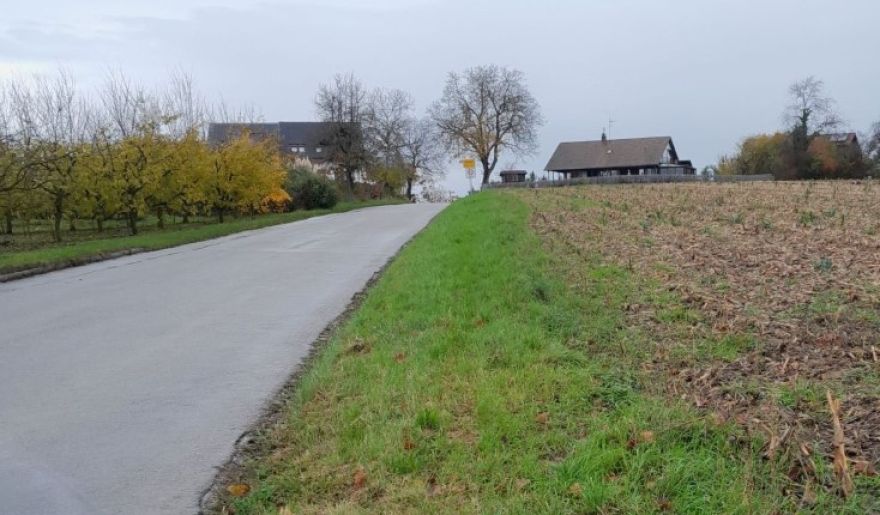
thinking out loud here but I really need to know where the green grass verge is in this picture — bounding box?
[0,200,403,274]
[225,192,799,514]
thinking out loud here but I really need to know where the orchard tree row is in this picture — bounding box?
[0,71,286,241]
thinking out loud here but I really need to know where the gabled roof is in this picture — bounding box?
[499,169,527,175]
[207,123,279,146]
[820,132,859,145]
[545,136,675,172]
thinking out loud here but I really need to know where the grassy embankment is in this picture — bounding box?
[219,191,861,514]
[0,200,403,275]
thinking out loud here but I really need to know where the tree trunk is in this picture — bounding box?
[182,213,190,224]
[96,217,104,233]
[346,169,356,200]
[128,209,139,235]
[4,211,12,235]
[157,206,165,230]
[52,195,63,243]
[406,179,413,200]
[217,208,225,223]
[68,216,77,232]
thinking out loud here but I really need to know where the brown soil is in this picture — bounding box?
[523,181,880,491]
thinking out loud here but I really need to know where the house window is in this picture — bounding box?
[315,147,323,154]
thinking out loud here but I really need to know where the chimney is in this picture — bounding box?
[601,130,607,143]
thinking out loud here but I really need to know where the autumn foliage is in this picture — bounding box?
[0,72,288,241]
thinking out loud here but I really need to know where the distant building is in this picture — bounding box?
[499,170,528,183]
[818,132,861,153]
[545,134,695,178]
[207,122,343,164]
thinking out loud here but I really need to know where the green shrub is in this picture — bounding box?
[285,166,339,210]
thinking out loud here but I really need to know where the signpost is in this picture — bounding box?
[461,158,476,192]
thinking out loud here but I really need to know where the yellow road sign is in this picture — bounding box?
[461,158,476,171]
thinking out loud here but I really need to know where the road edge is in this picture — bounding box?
[196,205,445,514]
[0,201,411,284]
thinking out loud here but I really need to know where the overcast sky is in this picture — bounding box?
[2,0,878,194]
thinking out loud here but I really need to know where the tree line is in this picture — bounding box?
[713,77,880,179]
[1,63,545,242]
[0,71,285,241]
[315,65,543,193]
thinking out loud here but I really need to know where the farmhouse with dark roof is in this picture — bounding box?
[545,133,695,178]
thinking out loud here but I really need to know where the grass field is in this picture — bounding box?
[0,200,403,275]
[216,188,880,514]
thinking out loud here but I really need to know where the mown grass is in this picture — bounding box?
[224,192,801,514]
[0,199,403,274]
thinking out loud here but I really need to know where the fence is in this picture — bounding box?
[485,174,775,189]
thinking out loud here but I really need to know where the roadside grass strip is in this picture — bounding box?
[0,200,403,275]
[224,192,799,514]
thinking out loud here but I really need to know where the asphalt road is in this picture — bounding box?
[0,203,445,515]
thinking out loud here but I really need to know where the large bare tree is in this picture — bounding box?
[315,73,371,198]
[783,77,844,179]
[785,76,842,137]
[430,65,542,186]
[367,88,413,167]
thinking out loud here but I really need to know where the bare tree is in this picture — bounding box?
[785,76,842,137]
[0,81,27,196]
[400,118,444,199]
[315,73,371,198]
[19,71,92,241]
[367,88,413,167]
[211,98,263,125]
[95,71,167,235]
[866,120,880,166]
[164,70,211,139]
[430,65,542,185]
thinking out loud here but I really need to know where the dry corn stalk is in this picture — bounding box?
[827,390,854,497]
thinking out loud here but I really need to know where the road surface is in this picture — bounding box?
[0,203,445,515]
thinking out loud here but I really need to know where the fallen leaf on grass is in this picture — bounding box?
[394,352,407,363]
[515,478,530,491]
[426,475,440,497]
[226,483,250,497]
[403,437,416,451]
[657,497,673,511]
[568,482,583,497]
[353,468,367,490]
[535,412,549,425]
[628,430,656,449]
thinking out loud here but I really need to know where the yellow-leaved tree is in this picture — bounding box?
[207,132,285,222]
[147,129,211,227]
